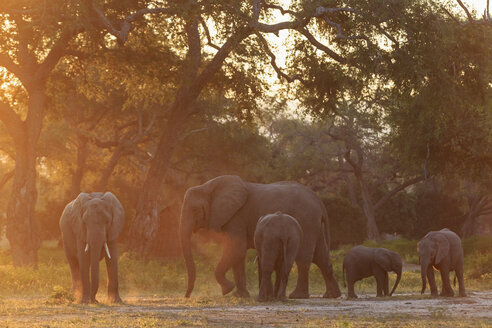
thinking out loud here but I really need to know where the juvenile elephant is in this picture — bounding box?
[254,212,302,302]
[180,175,341,299]
[59,192,125,304]
[343,246,402,299]
[418,228,466,297]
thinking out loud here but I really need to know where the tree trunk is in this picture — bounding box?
[358,178,381,242]
[6,89,45,267]
[126,109,190,255]
[97,146,125,191]
[70,135,88,198]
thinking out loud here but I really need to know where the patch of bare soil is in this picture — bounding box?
[124,291,492,321]
[1,292,491,327]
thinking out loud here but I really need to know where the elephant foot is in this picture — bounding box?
[289,289,309,299]
[439,290,454,297]
[233,289,250,298]
[108,294,123,304]
[323,289,342,298]
[220,281,235,296]
[430,292,439,298]
[90,298,99,304]
[459,292,467,297]
[278,295,287,302]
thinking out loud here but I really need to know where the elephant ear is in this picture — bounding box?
[433,233,450,265]
[71,193,92,241]
[102,192,125,241]
[375,249,392,272]
[206,175,248,232]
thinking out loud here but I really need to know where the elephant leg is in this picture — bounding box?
[77,246,91,304]
[346,277,358,299]
[232,256,249,297]
[63,242,82,299]
[439,269,454,297]
[68,256,82,298]
[383,272,389,296]
[105,241,122,303]
[258,269,273,302]
[276,271,288,301]
[273,267,281,298]
[456,265,467,297]
[288,260,311,299]
[374,273,384,297]
[427,267,438,297]
[214,235,242,296]
[312,232,341,298]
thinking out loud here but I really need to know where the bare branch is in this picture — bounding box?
[89,3,177,44]
[262,1,298,16]
[36,28,82,87]
[0,170,14,190]
[255,32,307,84]
[200,17,220,50]
[0,53,29,86]
[441,5,463,24]
[297,27,345,63]
[252,0,261,23]
[374,175,425,210]
[456,0,475,23]
[0,101,25,141]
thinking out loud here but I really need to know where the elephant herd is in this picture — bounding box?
[59,175,467,304]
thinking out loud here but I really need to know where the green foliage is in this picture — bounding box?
[363,239,419,264]
[462,236,492,280]
[324,196,366,248]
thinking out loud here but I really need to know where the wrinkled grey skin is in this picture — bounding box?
[59,192,125,304]
[418,228,466,297]
[343,246,402,299]
[180,175,341,299]
[254,212,302,302]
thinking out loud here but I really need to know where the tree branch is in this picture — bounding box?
[0,101,25,141]
[200,17,220,50]
[89,2,177,44]
[0,170,15,190]
[374,175,425,210]
[255,32,307,84]
[297,27,345,63]
[456,0,475,23]
[0,53,29,87]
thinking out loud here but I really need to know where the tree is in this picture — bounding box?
[0,2,86,265]
[81,0,403,255]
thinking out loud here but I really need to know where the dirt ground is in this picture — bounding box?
[1,291,491,327]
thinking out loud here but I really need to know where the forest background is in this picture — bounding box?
[0,0,492,265]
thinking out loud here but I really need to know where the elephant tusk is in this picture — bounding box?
[85,243,89,253]
[104,242,111,259]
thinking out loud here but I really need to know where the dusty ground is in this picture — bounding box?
[1,291,491,327]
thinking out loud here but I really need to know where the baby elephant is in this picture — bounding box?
[343,246,402,299]
[254,211,302,302]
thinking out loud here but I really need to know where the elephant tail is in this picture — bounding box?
[342,262,346,288]
[282,238,288,278]
[321,203,331,249]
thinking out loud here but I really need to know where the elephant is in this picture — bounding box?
[59,192,125,304]
[254,211,302,302]
[180,175,341,299]
[343,245,402,299]
[418,228,466,297]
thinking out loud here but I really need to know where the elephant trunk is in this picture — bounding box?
[420,258,428,294]
[389,268,401,296]
[90,239,103,300]
[180,218,196,298]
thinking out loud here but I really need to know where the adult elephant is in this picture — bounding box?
[418,228,466,297]
[180,175,341,299]
[60,192,125,304]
